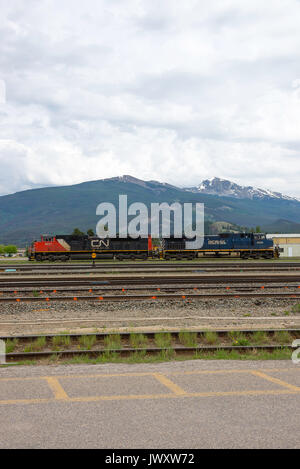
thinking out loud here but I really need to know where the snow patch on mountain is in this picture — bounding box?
[101,175,299,202]
[186,177,299,202]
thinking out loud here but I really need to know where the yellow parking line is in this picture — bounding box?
[44,377,69,400]
[168,368,296,376]
[251,371,300,392]
[153,373,187,395]
[0,368,297,383]
[0,388,299,406]
[69,393,175,402]
[0,376,45,382]
[186,389,299,398]
[58,372,155,380]
[0,398,52,406]
[48,367,297,380]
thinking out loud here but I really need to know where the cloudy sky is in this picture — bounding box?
[1,0,300,197]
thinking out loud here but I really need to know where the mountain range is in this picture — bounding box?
[0,175,300,246]
[186,177,299,202]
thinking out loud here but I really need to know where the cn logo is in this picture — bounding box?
[292,340,300,364]
[0,339,6,364]
[91,239,110,249]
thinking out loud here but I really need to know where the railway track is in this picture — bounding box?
[2,262,300,273]
[2,329,298,362]
[2,261,300,270]
[2,292,300,303]
[1,282,300,294]
[0,274,300,288]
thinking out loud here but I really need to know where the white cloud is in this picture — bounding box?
[1,0,300,196]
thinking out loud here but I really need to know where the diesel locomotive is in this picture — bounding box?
[28,232,278,261]
[28,234,152,261]
[163,233,277,259]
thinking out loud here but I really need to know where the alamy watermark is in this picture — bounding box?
[292,339,300,364]
[0,339,5,365]
[96,195,204,248]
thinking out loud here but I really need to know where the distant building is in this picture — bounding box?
[266,234,300,257]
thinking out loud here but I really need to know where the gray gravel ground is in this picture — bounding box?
[0,297,299,335]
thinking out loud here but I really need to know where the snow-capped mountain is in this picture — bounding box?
[1,174,300,246]
[185,177,299,202]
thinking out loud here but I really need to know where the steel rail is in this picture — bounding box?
[0,274,300,287]
[2,266,300,275]
[2,261,300,270]
[1,283,300,294]
[2,328,299,342]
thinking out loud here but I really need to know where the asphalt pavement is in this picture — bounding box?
[0,359,299,449]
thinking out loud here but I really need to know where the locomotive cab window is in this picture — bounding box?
[42,236,53,242]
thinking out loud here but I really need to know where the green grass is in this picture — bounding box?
[59,347,291,365]
[32,290,40,297]
[63,349,177,364]
[103,334,122,350]
[49,354,60,363]
[203,331,219,345]
[193,348,291,360]
[79,335,97,350]
[24,336,46,352]
[229,331,250,346]
[52,335,71,349]
[273,331,292,344]
[154,332,172,348]
[1,360,37,367]
[178,331,198,347]
[156,349,175,360]
[66,351,121,364]
[291,304,300,313]
[129,333,148,349]
[5,338,18,353]
[251,331,269,345]
[127,350,147,363]
[1,345,293,367]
